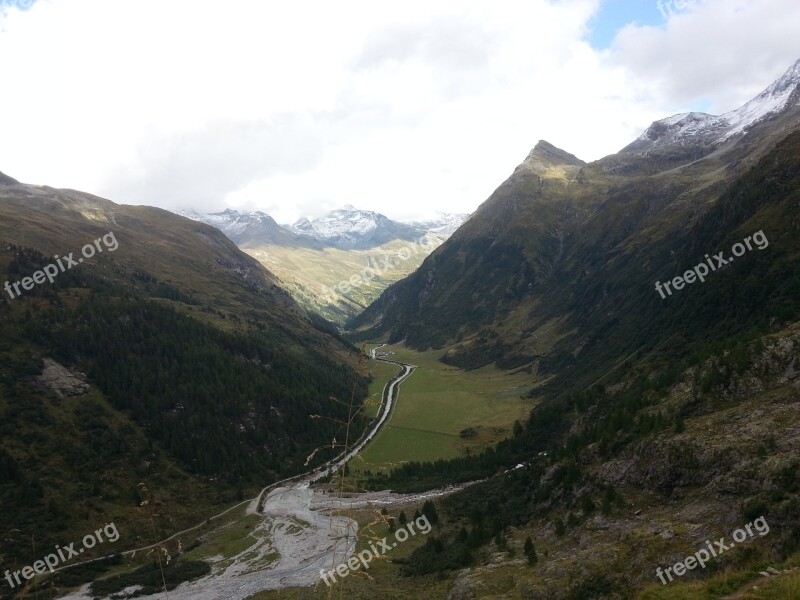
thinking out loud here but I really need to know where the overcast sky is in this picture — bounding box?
[0,0,798,223]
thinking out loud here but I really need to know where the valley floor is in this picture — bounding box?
[52,344,492,600]
[356,342,537,473]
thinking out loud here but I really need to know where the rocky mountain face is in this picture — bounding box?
[181,206,470,250]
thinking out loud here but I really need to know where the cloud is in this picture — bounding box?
[0,0,797,221]
[102,116,333,211]
[610,0,800,113]
[355,17,495,73]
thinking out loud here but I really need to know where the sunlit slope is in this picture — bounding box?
[244,236,444,325]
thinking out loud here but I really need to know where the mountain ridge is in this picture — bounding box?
[349,58,800,377]
[621,58,800,156]
[0,170,18,185]
[288,205,436,250]
[179,206,470,251]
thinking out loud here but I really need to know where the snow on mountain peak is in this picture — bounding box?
[178,206,470,249]
[411,213,471,236]
[626,58,800,153]
[719,59,800,141]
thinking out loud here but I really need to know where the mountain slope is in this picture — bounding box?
[0,170,18,185]
[0,180,369,593]
[349,58,800,382]
[350,94,800,600]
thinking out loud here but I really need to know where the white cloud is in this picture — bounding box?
[610,0,800,113]
[0,0,797,222]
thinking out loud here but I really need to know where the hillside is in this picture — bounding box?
[330,60,800,599]
[349,59,800,380]
[0,181,369,596]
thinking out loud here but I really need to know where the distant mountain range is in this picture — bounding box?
[178,206,470,251]
[176,206,469,324]
[177,208,323,249]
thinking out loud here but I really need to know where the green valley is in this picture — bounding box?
[355,343,536,472]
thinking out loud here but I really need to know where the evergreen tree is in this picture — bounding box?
[422,500,439,524]
[457,526,468,543]
[567,512,579,528]
[524,536,538,565]
[554,518,565,537]
[580,493,595,515]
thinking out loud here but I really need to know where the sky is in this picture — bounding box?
[0,0,798,224]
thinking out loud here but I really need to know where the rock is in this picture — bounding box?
[35,358,90,398]
[447,571,476,600]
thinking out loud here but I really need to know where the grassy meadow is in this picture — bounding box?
[353,343,538,474]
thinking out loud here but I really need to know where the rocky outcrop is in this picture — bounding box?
[35,358,89,398]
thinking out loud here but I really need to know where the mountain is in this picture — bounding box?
[622,58,800,156]
[0,179,368,592]
[410,212,471,236]
[176,206,461,326]
[347,60,800,598]
[350,58,800,377]
[288,204,428,250]
[177,208,322,249]
[0,170,18,185]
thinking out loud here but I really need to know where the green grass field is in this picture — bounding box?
[353,343,538,474]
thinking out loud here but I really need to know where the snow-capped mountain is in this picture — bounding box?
[177,208,320,248]
[623,58,800,155]
[411,213,471,236]
[177,205,470,250]
[287,205,428,250]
